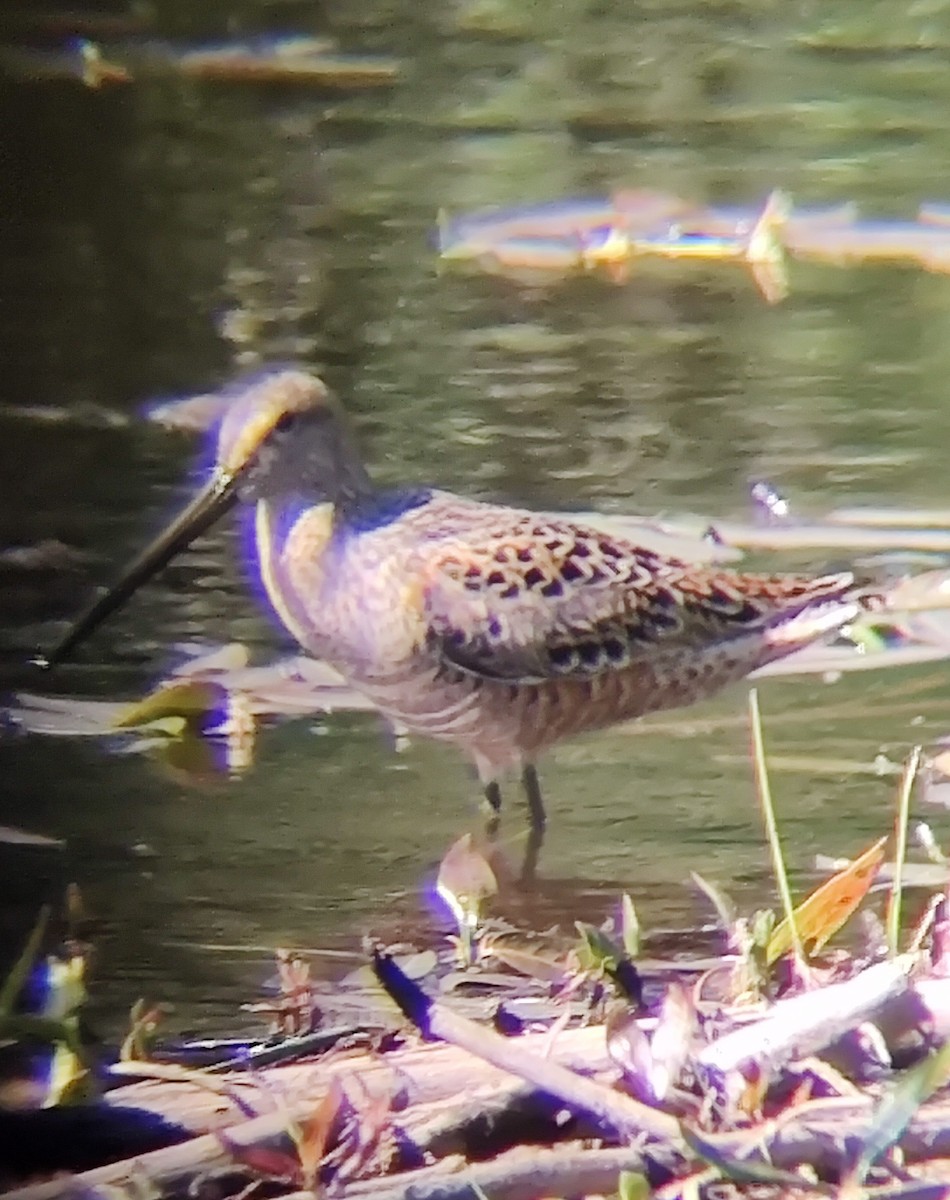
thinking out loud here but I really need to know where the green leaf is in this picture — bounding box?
[751,908,776,950]
[574,920,622,973]
[886,747,922,958]
[618,1169,650,1200]
[0,907,50,1017]
[0,1012,79,1047]
[691,872,737,933]
[114,680,225,729]
[850,1038,950,1185]
[620,893,641,958]
[45,1042,92,1106]
[682,1124,833,1193]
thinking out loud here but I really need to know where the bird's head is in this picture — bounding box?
[41,367,369,668]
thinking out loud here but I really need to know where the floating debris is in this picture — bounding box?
[749,480,793,525]
[143,34,400,88]
[785,218,950,274]
[0,38,131,87]
[0,540,91,573]
[439,188,950,293]
[145,389,231,433]
[584,190,790,300]
[5,644,384,783]
[10,753,950,1196]
[0,402,129,429]
[6,693,127,738]
[0,825,65,849]
[439,188,694,249]
[1,32,399,91]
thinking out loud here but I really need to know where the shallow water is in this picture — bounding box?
[4,0,950,1038]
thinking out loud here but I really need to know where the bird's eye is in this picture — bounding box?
[271,411,299,436]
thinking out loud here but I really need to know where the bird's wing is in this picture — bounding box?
[420,517,854,682]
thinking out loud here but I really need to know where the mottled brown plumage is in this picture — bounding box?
[47,368,864,827]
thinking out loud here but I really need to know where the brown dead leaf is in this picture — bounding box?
[734,1058,769,1121]
[605,1002,655,1102]
[767,836,887,965]
[337,1074,396,1177]
[293,1078,344,1192]
[483,937,567,985]
[649,981,696,1100]
[218,1135,301,1185]
[436,833,497,930]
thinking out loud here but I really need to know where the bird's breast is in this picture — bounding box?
[256,499,430,671]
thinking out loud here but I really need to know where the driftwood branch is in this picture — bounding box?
[89,1023,619,1135]
[372,950,684,1148]
[4,1108,292,1200]
[1,1024,627,1200]
[12,960,950,1199]
[23,972,949,1147]
[698,956,912,1079]
[340,1143,653,1200]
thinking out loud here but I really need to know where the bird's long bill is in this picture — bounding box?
[41,469,240,668]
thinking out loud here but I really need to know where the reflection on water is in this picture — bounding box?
[5,0,950,1037]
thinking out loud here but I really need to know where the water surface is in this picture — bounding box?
[3,0,950,1037]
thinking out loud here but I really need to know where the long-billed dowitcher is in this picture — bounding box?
[45,367,866,829]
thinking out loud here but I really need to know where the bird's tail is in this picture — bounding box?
[762,570,872,652]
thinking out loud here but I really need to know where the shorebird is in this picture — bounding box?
[45,367,866,829]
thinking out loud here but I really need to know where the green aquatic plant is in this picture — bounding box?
[0,903,91,1105]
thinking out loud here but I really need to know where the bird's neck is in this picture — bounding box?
[260,409,431,532]
[334,485,434,533]
[254,496,335,648]
[327,428,376,512]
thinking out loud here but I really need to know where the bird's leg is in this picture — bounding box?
[521,764,546,831]
[483,779,502,839]
[483,779,502,814]
[519,764,546,885]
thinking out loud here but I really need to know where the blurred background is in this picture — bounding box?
[2,0,950,1039]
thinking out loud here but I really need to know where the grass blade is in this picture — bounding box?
[886,746,922,957]
[748,689,803,963]
[850,1038,950,1185]
[0,906,50,1017]
[682,1124,833,1193]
